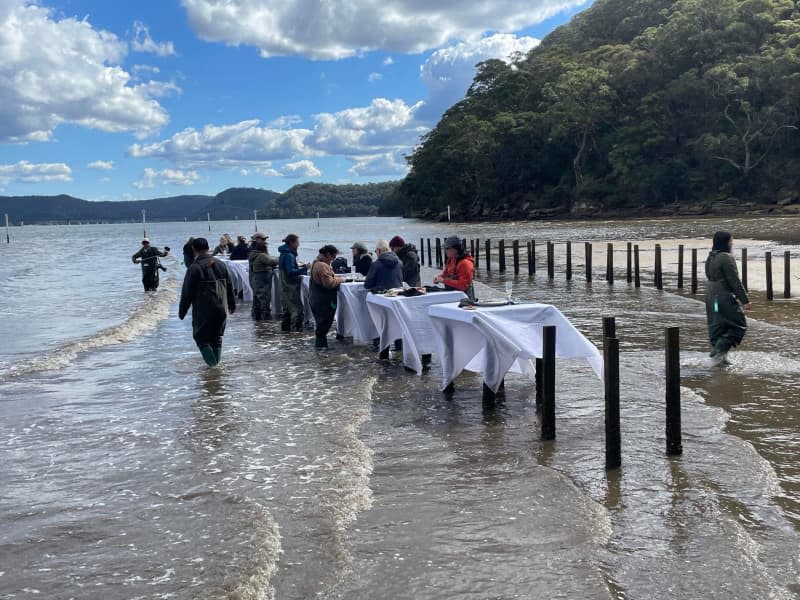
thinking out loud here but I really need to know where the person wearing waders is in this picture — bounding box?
[248,233,278,321]
[705,231,751,366]
[278,234,309,333]
[310,245,345,348]
[179,237,236,367]
[132,238,169,291]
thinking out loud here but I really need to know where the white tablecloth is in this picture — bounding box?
[337,282,378,343]
[219,259,252,302]
[428,303,603,392]
[367,291,466,374]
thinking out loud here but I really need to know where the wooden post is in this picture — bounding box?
[665,327,682,456]
[784,250,791,298]
[654,244,663,290]
[512,240,520,274]
[677,245,684,289]
[634,244,641,288]
[436,238,442,268]
[530,240,536,273]
[605,335,621,470]
[566,241,572,281]
[741,248,748,291]
[420,238,425,266]
[485,239,492,272]
[766,251,773,301]
[547,242,555,279]
[142,209,147,238]
[626,242,632,283]
[585,242,593,282]
[691,248,698,294]
[207,212,211,232]
[498,240,506,272]
[469,239,475,259]
[527,242,533,276]
[603,316,616,341]
[541,325,557,441]
[474,239,480,268]
[535,358,543,411]
[4,213,9,244]
[606,243,614,285]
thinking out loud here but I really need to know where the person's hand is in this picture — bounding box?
[335,276,346,284]
[134,259,141,263]
[743,303,752,311]
[433,275,442,284]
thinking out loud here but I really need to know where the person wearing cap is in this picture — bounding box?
[389,235,421,287]
[132,237,169,292]
[364,240,403,292]
[179,237,236,367]
[434,236,475,300]
[278,233,309,332]
[248,233,279,321]
[310,245,346,348]
[351,242,373,277]
[229,235,249,260]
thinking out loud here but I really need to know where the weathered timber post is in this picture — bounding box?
[605,333,621,470]
[626,242,632,283]
[634,245,641,288]
[512,240,520,275]
[498,240,506,273]
[784,251,791,299]
[665,326,682,456]
[585,242,593,282]
[485,239,492,272]
[527,242,533,276]
[691,248,698,294]
[566,241,572,281]
[677,245,684,289]
[606,243,614,285]
[741,248,747,291]
[766,251,774,301]
[547,242,555,280]
[654,244,663,290]
[541,326,557,441]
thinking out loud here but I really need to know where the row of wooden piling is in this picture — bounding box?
[419,237,792,299]
[476,318,681,470]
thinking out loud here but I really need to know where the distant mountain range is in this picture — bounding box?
[0,182,401,224]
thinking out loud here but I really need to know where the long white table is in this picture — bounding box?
[366,291,466,374]
[428,302,603,392]
[219,259,252,302]
[337,281,378,343]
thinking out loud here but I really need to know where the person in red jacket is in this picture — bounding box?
[434,236,476,300]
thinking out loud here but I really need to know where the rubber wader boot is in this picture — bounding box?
[315,335,328,348]
[199,345,217,367]
[212,346,222,364]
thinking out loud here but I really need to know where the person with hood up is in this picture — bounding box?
[310,245,346,348]
[364,240,403,292]
[705,231,751,366]
[434,236,475,300]
[132,237,169,291]
[351,242,373,276]
[248,233,278,321]
[389,235,420,287]
[229,235,249,260]
[278,233,309,332]
[178,237,236,367]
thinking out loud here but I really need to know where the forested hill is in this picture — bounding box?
[0,181,400,223]
[389,0,800,220]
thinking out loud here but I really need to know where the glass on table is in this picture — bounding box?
[504,281,513,303]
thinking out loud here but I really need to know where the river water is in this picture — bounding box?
[1,216,799,599]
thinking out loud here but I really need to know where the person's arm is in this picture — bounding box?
[433,263,448,284]
[723,255,750,305]
[178,266,197,319]
[132,248,144,263]
[157,248,169,257]
[446,259,474,292]
[318,263,341,289]
[364,262,378,290]
[265,254,279,268]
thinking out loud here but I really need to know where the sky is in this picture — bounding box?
[0,0,591,200]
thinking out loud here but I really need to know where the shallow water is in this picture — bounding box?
[1,216,800,599]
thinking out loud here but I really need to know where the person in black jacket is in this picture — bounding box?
[179,237,236,367]
[132,238,169,291]
[364,240,403,292]
[351,242,373,276]
[229,235,249,260]
[182,237,195,268]
[389,235,420,287]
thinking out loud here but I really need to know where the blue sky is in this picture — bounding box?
[0,0,590,200]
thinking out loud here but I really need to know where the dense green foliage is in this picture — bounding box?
[0,182,400,223]
[392,0,800,219]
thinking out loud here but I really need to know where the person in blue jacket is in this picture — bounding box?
[364,239,403,292]
[278,233,309,332]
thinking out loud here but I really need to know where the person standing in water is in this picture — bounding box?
[310,245,345,348]
[132,237,169,291]
[249,233,278,321]
[705,231,751,366]
[179,238,236,367]
[278,234,308,332]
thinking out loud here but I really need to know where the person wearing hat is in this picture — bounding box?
[229,235,250,260]
[350,242,373,277]
[389,235,420,287]
[434,236,475,300]
[248,232,279,321]
[132,237,170,292]
[179,237,236,367]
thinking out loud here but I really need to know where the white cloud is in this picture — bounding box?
[181,0,581,60]
[368,72,382,83]
[282,160,321,178]
[383,57,394,66]
[0,1,172,143]
[128,120,312,167]
[267,115,303,128]
[133,167,200,188]
[418,33,540,121]
[310,98,426,155]
[0,160,72,184]
[131,21,177,56]
[87,160,114,170]
[348,153,408,176]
